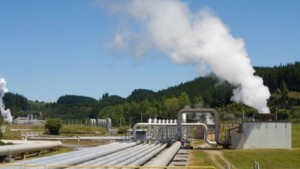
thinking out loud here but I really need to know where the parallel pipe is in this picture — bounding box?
[133,123,217,145]
[46,142,138,167]
[0,141,62,156]
[12,142,122,165]
[177,108,227,146]
[74,144,152,168]
[104,144,159,167]
[127,144,167,167]
[144,141,181,167]
[116,144,163,167]
[1,142,137,169]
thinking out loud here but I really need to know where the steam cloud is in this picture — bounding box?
[101,0,271,113]
[0,78,13,123]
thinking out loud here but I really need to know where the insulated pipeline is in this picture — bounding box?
[144,141,181,167]
[0,141,62,156]
[177,108,227,146]
[0,142,138,169]
[127,143,167,167]
[10,142,122,165]
[118,144,162,166]
[71,144,152,168]
[133,123,217,145]
[104,144,159,167]
[48,142,138,168]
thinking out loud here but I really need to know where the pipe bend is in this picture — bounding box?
[177,108,227,146]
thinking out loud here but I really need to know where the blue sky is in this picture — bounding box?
[0,0,299,102]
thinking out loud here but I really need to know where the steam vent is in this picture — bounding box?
[229,114,291,149]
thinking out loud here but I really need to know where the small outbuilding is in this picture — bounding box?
[230,121,291,149]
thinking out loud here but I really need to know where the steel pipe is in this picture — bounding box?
[177,108,227,146]
[144,141,181,167]
[0,141,62,156]
[127,144,167,167]
[104,144,158,166]
[43,142,138,167]
[76,144,151,167]
[116,144,163,167]
[133,123,217,145]
[12,142,122,165]
[2,142,137,169]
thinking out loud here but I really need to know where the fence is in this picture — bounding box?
[21,132,44,137]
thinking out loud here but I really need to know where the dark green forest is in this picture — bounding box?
[4,62,300,126]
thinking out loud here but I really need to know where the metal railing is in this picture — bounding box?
[0,164,216,169]
[21,132,44,137]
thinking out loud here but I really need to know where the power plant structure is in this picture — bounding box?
[0,108,292,168]
[133,108,292,149]
[229,120,291,149]
[89,118,112,131]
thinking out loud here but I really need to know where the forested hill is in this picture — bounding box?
[57,95,97,105]
[128,76,233,107]
[255,61,300,92]
[3,61,300,124]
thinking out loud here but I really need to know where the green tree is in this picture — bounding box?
[178,92,191,108]
[163,96,180,118]
[45,118,63,135]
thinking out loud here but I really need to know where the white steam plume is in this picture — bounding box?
[0,78,13,123]
[102,0,270,113]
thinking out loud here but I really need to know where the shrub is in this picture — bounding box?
[118,127,129,134]
[45,118,63,135]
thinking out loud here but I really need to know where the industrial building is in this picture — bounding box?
[230,121,291,149]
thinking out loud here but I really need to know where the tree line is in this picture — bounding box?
[3,61,300,125]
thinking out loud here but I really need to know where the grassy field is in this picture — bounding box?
[2,124,107,140]
[191,149,300,169]
[190,123,300,169]
[223,149,300,169]
[292,123,300,148]
[60,125,106,136]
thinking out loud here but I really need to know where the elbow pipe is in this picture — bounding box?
[132,123,216,145]
[177,108,227,146]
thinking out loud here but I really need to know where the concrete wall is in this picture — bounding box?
[241,122,291,149]
[230,133,244,149]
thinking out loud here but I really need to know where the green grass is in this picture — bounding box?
[2,124,44,140]
[190,150,217,166]
[190,123,300,168]
[2,124,107,139]
[292,123,300,148]
[223,149,300,169]
[60,125,106,136]
[191,149,300,169]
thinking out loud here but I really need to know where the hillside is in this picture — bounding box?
[255,61,300,92]
[3,61,300,125]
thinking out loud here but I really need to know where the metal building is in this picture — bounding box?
[230,121,291,149]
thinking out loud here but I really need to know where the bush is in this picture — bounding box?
[45,118,63,135]
[118,127,129,134]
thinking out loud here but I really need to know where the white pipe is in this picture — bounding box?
[116,144,163,167]
[8,142,136,169]
[127,144,167,167]
[103,144,157,167]
[133,123,217,145]
[41,142,138,166]
[69,144,149,169]
[80,144,150,166]
[0,141,62,156]
[144,141,181,167]
[13,142,122,165]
